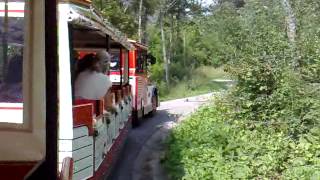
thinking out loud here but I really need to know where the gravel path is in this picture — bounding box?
[108,93,214,180]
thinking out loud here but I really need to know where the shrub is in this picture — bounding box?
[164,98,320,179]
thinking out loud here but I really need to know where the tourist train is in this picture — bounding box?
[109,39,158,126]
[0,0,157,179]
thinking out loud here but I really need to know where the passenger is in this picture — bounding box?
[0,54,23,103]
[96,50,112,74]
[74,52,112,100]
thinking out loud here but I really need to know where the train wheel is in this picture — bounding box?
[132,110,140,127]
[141,101,144,117]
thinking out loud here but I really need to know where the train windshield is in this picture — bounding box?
[0,0,25,123]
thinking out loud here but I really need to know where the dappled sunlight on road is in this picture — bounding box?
[109,93,214,180]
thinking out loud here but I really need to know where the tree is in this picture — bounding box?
[92,0,138,37]
[130,0,159,42]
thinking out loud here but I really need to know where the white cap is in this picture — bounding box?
[96,50,111,62]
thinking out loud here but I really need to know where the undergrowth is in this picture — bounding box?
[159,66,230,101]
[163,1,320,179]
[164,92,320,179]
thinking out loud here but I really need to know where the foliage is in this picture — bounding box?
[164,0,320,179]
[159,66,229,101]
[92,0,138,37]
[92,0,160,39]
[291,0,320,83]
[164,97,320,179]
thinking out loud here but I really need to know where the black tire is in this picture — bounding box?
[149,95,157,116]
[132,110,140,127]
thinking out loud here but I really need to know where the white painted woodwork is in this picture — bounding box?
[72,126,94,179]
[58,4,73,141]
[108,113,116,143]
[73,134,93,151]
[73,166,94,180]
[72,145,93,162]
[73,156,94,180]
[74,156,93,173]
[94,118,108,171]
[74,126,89,139]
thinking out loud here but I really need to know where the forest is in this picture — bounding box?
[93,0,230,99]
[94,0,320,179]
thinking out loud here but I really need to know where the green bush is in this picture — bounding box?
[164,98,320,179]
[163,0,320,179]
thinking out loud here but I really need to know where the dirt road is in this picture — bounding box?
[108,93,214,180]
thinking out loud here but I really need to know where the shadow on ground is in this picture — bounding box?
[108,110,178,180]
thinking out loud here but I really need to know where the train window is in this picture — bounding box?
[0,0,25,124]
[110,50,120,71]
[136,50,145,73]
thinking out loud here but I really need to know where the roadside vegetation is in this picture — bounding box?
[164,98,320,179]
[163,0,320,179]
[158,66,230,101]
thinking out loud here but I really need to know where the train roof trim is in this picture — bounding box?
[62,1,134,50]
[128,39,148,50]
[60,0,92,6]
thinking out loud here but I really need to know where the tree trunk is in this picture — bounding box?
[183,30,186,67]
[99,0,103,10]
[138,0,143,42]
[160,11,169,85]
[282,0,296,44]
[282,0,299,68]
[169,15,174,65]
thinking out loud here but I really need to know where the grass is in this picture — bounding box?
[159,66,231,101]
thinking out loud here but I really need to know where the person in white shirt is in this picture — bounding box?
[74,51,112,100]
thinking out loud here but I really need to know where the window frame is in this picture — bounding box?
[0,0,42,132]
[0,0,47,163]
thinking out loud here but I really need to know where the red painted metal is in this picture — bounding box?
[72,102,94,135]
[0,10,24,13]
[0,107,23,110]
[128,50,136,69]
[0,162,36,180]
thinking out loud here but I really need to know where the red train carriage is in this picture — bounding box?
[110,39,158,126]
[0,0,134,179]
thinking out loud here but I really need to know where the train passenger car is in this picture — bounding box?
[0,0,133,179]
[109,39,158,126]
